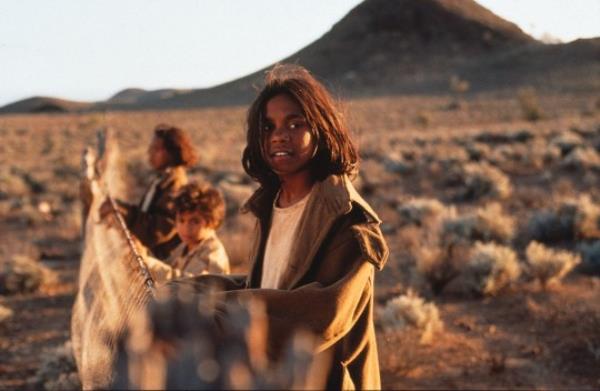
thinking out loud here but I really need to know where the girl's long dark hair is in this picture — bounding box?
[242,64,358,189]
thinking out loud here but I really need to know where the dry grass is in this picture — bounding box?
[0,305,13,324]
[397,197,454,228]
[578,240,600,274]
[413,238,470,296]
[517,87,543,122]
[442,202,515,245]
[525,241,580,289]
[463,242,521,296]
[0,92,599,389]
[561,147,600,171]
[456,162,512,201]
[0,254,56,295]
[31,342,80,390]
[550,131,584,156]
[573,195,600,240]
[378,290,443,344]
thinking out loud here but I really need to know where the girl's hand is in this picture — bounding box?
[98,198,128,225]
[99,198,119,220]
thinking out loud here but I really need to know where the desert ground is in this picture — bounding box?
[1,89,600,389]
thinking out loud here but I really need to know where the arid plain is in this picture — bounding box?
[1,88,600,388]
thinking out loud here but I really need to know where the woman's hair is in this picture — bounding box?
[173,182,225,229]
[154,124,198,167]
[242,64,358,189]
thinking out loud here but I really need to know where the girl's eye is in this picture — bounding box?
[262,123,274,133]
[289,120,306,130]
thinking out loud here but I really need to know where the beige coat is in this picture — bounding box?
[188,175,388,389]
[168,232,230,275]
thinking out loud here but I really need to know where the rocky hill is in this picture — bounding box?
[1,0,598,113]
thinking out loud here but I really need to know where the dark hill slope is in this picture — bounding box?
[2,0,598,113]
[113,0,537,109]
[0,97,93,114]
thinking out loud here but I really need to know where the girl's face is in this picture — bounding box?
[176,210,211,248]
[148,137,171,170]
[261,93,316,181]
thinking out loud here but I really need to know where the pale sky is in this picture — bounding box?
[0,0,599,107]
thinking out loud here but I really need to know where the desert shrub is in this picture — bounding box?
[578,241,600,275]
[527,196,600,243]
[463,242,521,296]
[413,238,469,295]
[455,162,512,201]
[378,290,443,344]
[463,142,491,162]
[0,254,56,295]
[436,147,470,169]
[31,342,80,390]
[449,75,469,94]
[382,152,414,174]
[569,125,597,139]
[574,195,600,240]
[525,241,580,288]
[397,198,454,228]
[527,206,577,244]
[0,166,30,199]
[217,179,255,218]
[542,142,562,164]
[517,87,543,122]
[561,147,600,171]
[416,111,431,127]
[0,304,13,324]
[473,129,533,145]
[442,203,515,245]
[550,132,583,156]
[422,144,469,165]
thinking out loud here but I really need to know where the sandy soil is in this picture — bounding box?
[1,93,600,389]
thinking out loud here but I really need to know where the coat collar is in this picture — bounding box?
[158,166,186,190]
[242,175,382,289]
[242,175,381,225]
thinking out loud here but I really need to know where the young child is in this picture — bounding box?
[168,182,230,276]
[186,64,389,389]
[143,181,230,283]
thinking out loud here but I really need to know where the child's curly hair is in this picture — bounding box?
[173,182,225,229]
[154,124,198,167]
[242,64,358,189]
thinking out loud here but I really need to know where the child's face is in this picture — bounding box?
[175,210,211,247]
[262,93,316,180]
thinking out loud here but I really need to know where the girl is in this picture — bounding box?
[109,124,197,259]
[186,65,389,390]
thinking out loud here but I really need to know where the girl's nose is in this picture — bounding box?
[271,125,290,143]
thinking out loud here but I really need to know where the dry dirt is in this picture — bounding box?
[1,92,600,389]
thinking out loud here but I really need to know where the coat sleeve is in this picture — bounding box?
[222,233,375,357]
[184,236,230,276]
[119,188,178,251]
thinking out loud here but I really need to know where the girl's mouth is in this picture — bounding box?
[271,151,292,158]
